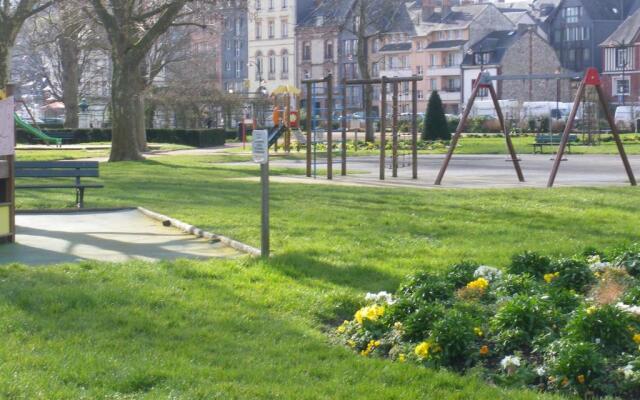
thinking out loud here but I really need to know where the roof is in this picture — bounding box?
[461,30,523,66]
[379,42,412,52]
[298,0,355,28]
[580,0,638,20]
[413,4,492,37]
[426,39,467,49]
[601,6,640,46]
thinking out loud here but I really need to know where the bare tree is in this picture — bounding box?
[87,0,210,161]
[0,0,55,92]
[347,0,405,142]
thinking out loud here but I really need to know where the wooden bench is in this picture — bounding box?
[532,134,578,154]
[15,161,104,208]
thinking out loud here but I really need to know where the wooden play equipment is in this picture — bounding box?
[435,68,636,187]
[0,85,16,244]
[301,74,422,180]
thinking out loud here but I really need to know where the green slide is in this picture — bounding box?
[14,113,62,146]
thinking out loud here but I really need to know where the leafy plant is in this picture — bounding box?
[546,339,606,396]
[508,251,551,278]
[429,309,476,370]
[445,261,479,289]
[423,91,450,141]
[550,258,595,293]
[565,304,637,355]
[398,272,453,304]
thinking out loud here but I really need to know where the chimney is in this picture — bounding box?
[422,0,437,21]
[442,0,452,16]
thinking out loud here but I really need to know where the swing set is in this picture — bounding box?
[435,67,637,187]
[301,74,423,180]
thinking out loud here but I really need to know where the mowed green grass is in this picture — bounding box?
[3,152,640,398]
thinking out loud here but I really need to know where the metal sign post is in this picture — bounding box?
[252,130,269,258]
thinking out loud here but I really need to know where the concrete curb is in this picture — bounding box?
[137,207,261,257]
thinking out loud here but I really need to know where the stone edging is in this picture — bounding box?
[137,207,261,257]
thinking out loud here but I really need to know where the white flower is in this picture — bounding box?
[621,364,635,379]
[535,366,547,376]
[616,302,640,316]
[365,291,395,305]
[587,254,601,264]
[473,266,503,282]
[500,355,521,370]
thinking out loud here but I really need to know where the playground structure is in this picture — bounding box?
[436,67,636,187]
[296,69,636,188]
[301,74,422,180]
[0,86,16,244]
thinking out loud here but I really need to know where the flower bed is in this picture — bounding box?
[335,245,640,398]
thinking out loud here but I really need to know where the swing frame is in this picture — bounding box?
[435,68,637,187]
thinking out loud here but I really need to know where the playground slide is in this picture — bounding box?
[14,113,62,146]
[268,125,286,147]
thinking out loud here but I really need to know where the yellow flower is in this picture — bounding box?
[586,306,597,315]
[466,278,489,291]
[577,375,585,384]
[361,339,381,356]
[544,272,560,283]
[633,333,640,345]
[479,345,489,356]
[354,305,385,325]
[474,327,484,337]
[398,353,406,363]
[336,320,349,334]
[414,342,431,359]
[347,339,356,348]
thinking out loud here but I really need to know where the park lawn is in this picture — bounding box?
[14,143,195,161]
[263,134,640,160]
[4,153,640,398]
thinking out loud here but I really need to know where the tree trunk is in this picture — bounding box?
[109,60,145,161]
[135,94,147,152]
[58,33,80,128]
[0,43,10,93]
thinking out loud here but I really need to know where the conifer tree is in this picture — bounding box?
[423,90,450,141]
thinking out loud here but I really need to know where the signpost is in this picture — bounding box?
[252,130,269,258]
[0,86,15,244]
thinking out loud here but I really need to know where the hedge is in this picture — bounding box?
[16,128,227,148]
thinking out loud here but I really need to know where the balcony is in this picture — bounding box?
[379,68,413,78]
[439,90,460,102]
[427,64,460,76]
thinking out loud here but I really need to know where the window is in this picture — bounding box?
[474,52,490,65]
[235,61,242,78]
[616,79,630,95]
[325,40,333,60]
[616,48,630,68]
[226,62,231,71]
[372,62,379,77]
[417,90,423,99]
[281,50,289,78]
[268,20,275,38]
[446,78,460,92]
[268,51,276,79]
[430,78,437,90]
[255,20,262,39]
[564,26,589,41]
[255,51,263,80]
[235,40,240,57]
[282,0,287,8]
[304,69,310,79]
[416,65,423,76]
[281,19,288,38]
[302,42,311,61]
[373,39,381,53]
[268,0,273,10]
[256,0,261,10]
[562,6,581,23]
[430,54,437,67]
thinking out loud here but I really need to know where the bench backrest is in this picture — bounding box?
[15,161,100,179]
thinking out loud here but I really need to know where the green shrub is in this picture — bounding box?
[549,258,595,293]
[429,309,476,370]
[565,304,636,355]
[398,272,453,304]
[546,339,606,395]
[508,251,551,278]
[490,294,557,351]
[396,301,447,342]
[423,91,450,141]
[623,286,640,305]
[613,245,640,277]
[444,261,479,289]
[493,273,539,298]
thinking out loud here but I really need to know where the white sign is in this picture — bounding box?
[252,129,268,164]
[0,97,15,156]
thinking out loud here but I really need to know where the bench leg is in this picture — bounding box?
[76,188,85,208]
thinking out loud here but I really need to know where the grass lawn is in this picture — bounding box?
[3,151,640,398]
[15,143,195,161]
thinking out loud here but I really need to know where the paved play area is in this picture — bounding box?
[0,209,243,265]
[258,154,640,189]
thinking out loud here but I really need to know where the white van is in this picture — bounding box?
[614,106,640,131]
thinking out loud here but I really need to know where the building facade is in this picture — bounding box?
[221,0,249,93]
[600,7,640,107]
[247,0,315,95]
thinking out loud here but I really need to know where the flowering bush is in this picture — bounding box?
[333,244,640,398]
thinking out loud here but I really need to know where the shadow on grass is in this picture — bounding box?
[266,250,402,293]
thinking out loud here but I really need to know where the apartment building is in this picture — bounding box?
[247,0,315,95]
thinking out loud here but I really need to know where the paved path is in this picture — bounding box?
[243,154,640,189]
[0,209,242,265]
